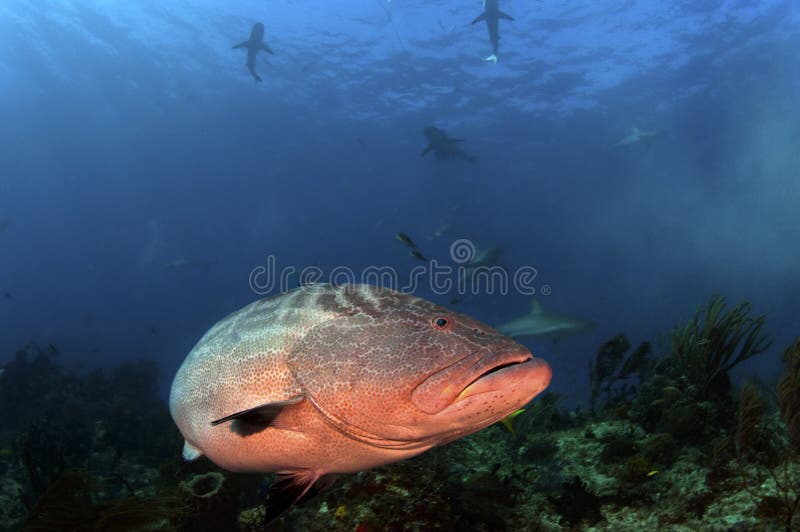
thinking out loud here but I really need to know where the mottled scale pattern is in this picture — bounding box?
[169,283,551,476]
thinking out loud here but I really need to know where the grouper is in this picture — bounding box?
[169,283,552,521]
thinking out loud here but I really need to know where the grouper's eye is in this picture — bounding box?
[432,317,451,330]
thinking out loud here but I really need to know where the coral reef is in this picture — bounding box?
[671,295,770,400]
[0,298,797,530]
[179,472,239,531]
[729,339,800,531]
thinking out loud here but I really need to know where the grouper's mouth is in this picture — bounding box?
[457,352,549,401]
[412,346,552,415]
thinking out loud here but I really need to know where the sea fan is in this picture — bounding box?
[777,339,800,453]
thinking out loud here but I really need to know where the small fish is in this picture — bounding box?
[426,223,452,241]
[46,344,59,355]
[608,126,663,150]
[3,292,11,299]
[697,339,711,346]
[410,250,428,261]
[647,470,659,477]
[395,232,417,248]
[334,504,347,520]
[500,408,525,433]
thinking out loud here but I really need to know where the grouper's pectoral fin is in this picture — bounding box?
[264,470,338,524]
[210,395,304,436]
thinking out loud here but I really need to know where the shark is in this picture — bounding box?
[471,0,514,63]
[421,126,476,162]
[496,298,595,340]
[233,22,274,82]
[462,244,504,285]
[609,126,663,149]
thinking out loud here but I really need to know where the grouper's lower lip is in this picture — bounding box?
[456,356,552,400]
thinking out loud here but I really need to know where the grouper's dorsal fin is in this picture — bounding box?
[530,298,544,315]
[211,395,305,436]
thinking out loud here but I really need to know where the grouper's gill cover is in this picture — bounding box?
[169,284,552,522]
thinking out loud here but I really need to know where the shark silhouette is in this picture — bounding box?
[421,126,476,162]
[609,126,663,149]
[233,22,274,82]
[463,245,503,279]
[496,298,594,340]
[472,0,514,63]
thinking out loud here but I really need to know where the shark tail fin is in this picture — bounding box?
[233,40,248,49]
[498,11,514,21]
[248,66,263,83]
[472,12,487,24]
[529,297,544,315]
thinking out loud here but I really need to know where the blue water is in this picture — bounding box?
[1,0,798,401]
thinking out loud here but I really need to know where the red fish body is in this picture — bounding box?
[169,284,551,519]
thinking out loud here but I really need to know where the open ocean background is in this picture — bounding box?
[1,0,798,403]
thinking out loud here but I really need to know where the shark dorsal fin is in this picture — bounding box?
[529,298,544,315]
